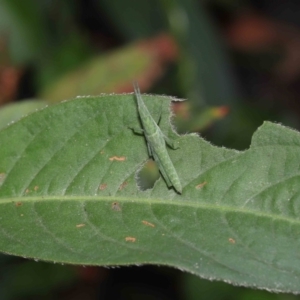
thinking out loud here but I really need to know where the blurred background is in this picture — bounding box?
[1,0,300,299]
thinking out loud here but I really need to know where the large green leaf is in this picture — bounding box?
[0,100,47,130]
[0,93,299,293]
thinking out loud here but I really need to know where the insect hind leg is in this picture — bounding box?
[152,151,172,188]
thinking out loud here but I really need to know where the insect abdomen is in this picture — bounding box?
[152,142,182,194]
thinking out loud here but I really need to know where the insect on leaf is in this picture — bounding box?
[133,82,182,194]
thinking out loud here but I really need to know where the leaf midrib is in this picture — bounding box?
[2,196,298,224]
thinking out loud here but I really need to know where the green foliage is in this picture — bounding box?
[0,0,48,63]
[0,100,47,130]
[161,0,237,107]
[39,43,160,103]
[0,94,300,293]
[97,0,166,39]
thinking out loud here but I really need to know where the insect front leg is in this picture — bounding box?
[129,126,144,135]
[152,150,172,188]
[164,135,179,150]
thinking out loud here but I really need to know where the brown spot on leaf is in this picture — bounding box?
[125,236,136,242]
[228,238,236,244]
[111,202,121,211]
[99,183,107,190]
[76,224,86,228]
[142,220,155,228]
[118,181,128,190]
[15,202,22,207]
[34,186,39,191]
[196,181,207,189]
[109,156,126,161]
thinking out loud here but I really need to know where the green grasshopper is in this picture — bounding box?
[132,82,182,194]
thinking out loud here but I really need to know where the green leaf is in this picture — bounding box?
[0,93,300,293]
[0,100,47,130]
